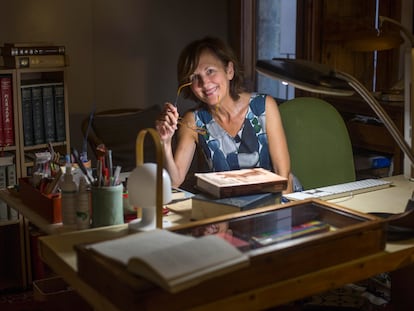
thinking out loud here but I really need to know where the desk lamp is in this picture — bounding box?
[127,128,172,231]
[256,58,414,170]
[256,58,414,234]
[338,16,414,177]
[379,16,414,178]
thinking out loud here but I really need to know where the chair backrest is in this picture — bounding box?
[279,97,355,190]
[81,105,161,172]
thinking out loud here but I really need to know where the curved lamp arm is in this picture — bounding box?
[135,128,164,228]
[379,16,414,47]
[335,70,414,167]
[256,58,414,172]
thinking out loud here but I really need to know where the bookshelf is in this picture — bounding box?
[0,66,70,290]
[15,67,70,177]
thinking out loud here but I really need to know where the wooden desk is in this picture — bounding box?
[37,175,414,310]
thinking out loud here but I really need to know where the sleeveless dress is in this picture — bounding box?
[194,93,271,172]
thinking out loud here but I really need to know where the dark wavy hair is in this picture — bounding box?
[177,36,244,103]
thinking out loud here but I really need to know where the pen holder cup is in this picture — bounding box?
[91,184,124,228]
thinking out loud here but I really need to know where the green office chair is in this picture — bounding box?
[279,97,356,190]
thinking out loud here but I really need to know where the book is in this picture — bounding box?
[87,229,250,293]
[171,187,194,201]
[191,192,279,220]
[53,84,66,142]
[1,45,65,57]
[42,85,56,143]
[0,152,14,166]
[21,87,34,146]
[194,168,288,198]
[3,54,66,68]
[4,42,56,47]
[31,86,45,145]
[0,76,14,146]
[0,76,5,147]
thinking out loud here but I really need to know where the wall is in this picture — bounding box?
[0,0,228,154]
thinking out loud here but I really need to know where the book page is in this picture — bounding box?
[87,229,194,265]
[129,235,247,280]
[86,229,250,293]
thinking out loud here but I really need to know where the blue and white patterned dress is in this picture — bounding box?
[194,93,272,172]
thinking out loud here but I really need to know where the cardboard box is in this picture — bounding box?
[19,177,62,223]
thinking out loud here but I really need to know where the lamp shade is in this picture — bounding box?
[256,59,354,96]
[343,31,404,51]
[128,163,172,207]
[127,162,172,231]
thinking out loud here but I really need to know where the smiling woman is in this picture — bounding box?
[155,36,294,193]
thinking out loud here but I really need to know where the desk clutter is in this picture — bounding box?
[19,147,126,229]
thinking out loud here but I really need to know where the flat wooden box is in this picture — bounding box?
[75,199,386,311]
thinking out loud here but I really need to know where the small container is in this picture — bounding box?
[91,184,124,227]
[60,160,77,228]
[76,176,91,230]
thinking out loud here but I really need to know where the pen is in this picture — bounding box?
[71,148,95,184]
[108,149,113,181]
[97,159,102,187]
[113,165,121,186]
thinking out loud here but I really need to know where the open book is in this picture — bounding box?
[195,168,288,198]
[86,229,250,293]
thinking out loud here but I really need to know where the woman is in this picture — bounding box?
[156,36,294,193]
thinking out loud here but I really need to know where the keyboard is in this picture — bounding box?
[283,179,392,201]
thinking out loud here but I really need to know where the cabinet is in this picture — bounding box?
[327,96,404,176]
[0,66,70,290]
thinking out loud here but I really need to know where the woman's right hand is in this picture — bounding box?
[155,102,180,143]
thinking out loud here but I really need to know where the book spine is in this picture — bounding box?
[0,76,14,146]
[0,81,4,147]
[3,55,66,68]
[1,45,65,56]
[54,84,66,142]
[42,85,56,143]
[21,87,34,146]
[31,86,45,145]
[6,163,16,187]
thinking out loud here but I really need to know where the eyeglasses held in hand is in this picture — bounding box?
[174,81,207,135]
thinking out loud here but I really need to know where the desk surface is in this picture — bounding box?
[35,175,414,310]
[329,175,413,214]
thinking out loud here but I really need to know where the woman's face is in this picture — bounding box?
[189,50,234,106]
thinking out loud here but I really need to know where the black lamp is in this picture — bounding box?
[256,58,414,170]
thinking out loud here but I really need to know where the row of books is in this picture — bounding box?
[0,153,17,221]
[0,75,15,147]
[1,43,66,69]
[21,83,66,146]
